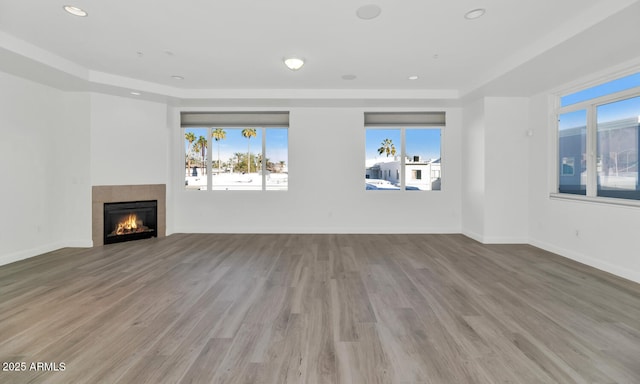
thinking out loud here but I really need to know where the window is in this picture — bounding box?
[597,96,640,199]
[561,72,640,107]
[556,73,640,200]
[181,112,288,191]
[364,112,444,191]
[558,110,586,195]
[561,157,575,176]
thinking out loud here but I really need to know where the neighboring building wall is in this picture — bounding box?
[406,161,441,190]
[367,158,442,190]
[377,161,401,185]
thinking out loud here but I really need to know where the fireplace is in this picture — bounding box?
[103,200,157,245]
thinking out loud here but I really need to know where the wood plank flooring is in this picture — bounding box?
[1,234,639,383]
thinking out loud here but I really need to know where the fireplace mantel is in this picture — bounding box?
[92,184,166,246]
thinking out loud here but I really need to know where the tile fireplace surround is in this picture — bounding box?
[92,184,166,246]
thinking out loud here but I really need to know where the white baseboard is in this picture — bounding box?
[462,229,484,243]
[174,226,462,234]
[482,236,529,244]
[64,239,94,248]
[529,238,640,285]
[0,240,92,267]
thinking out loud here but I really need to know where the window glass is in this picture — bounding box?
[365,129,401,190]
[596,96,640,199]
[365,128,441,191]
[558,110,587,195]
[561,72,640,107]
[211,128,263,191]
[185,126,287,191]
[184,127,209,191]
[406,129,441,191]
[265,128,288,191]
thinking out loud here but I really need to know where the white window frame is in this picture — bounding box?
[365,126,442,191]
[552,80,640,206]
[182,126,288,192]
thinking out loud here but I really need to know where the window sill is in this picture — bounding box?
[549,193,640,208]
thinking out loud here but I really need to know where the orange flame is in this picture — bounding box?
[115,214,141,235]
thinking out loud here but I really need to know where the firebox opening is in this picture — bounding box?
[103,200,157,245]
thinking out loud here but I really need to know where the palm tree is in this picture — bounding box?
[185,132,196,175]
[229,156,236,173]
[378,138,397,157]
[234,152,244,173]
[211,128,226,173]
[196,135,207,175]
[241,128,257,173]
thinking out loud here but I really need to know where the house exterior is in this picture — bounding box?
[366,156,441,190]
[559,117,639,199]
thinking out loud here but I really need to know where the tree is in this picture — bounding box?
[256,153,263,173]
[241,128,257,173]
[229,156,236,173]
[231,153,259,173]
[196,135,207,174]
[234,152,244,173]
[378,138,397,157]
[211,128,226,173]
[185,131,196,174]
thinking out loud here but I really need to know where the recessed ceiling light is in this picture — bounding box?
[342,74,357,80]
[63,5,88,17]
[171,75,184,80]
[130,91,141,96]
[464,8,486,20]
[356,4,382,20]
[408,75,419,80]
[283,57,305,71]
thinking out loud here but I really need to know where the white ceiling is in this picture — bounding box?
[0,0,639,102]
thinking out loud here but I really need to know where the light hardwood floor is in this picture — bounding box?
[1,234,639,383]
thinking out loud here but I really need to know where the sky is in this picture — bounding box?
[598,96,640,124]
[186,126,442,167]
[559,72,640,129]
[184,127,288,165]
[560,96,640,130]
[561,72,640,107]
[365,128,441,162]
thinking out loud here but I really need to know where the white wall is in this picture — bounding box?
[462,97,530,243]
[172,107,462,233]
[0,71,91,265]
[461,98,485,239]
[3,66,638,285]
[484,97,530,242]
[90,93,169,186]
[0,77,171,266]
[528,93,640,283]
[51,92,92,245]
[1,80,464,268]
